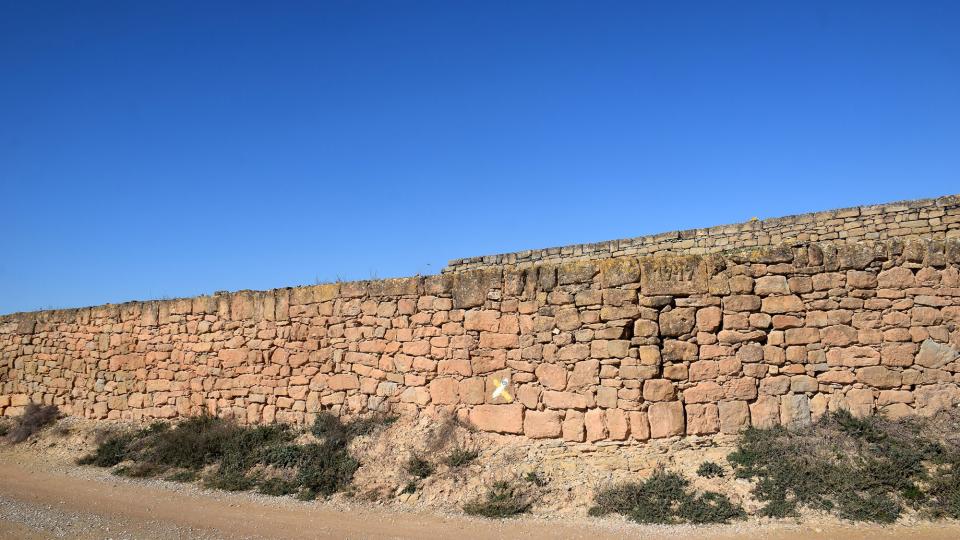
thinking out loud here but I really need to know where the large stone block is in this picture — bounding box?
[915,339,958,369]
[585,409,607,442]
[523,410,561,439]
[600,257,640,288]
[429,378,460,404]
[452,269,502,309]
[534,363,567,390]
[718,401,750,434]
[640,254,711,295]
[662,340,698,361]
[686,403,719,435]
[648,401,685,438]
[643,379,675,401]
[659,308,696,337]
[780,394,811,429]
[762,295,804,314]
[754,276,790,295]
[750,395,780,429]
[468,404,524,434]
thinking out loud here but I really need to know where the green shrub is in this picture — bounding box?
[166,470,198,483]
[296,442,360,498]
[5,403,59,443]
[589,469,744,524]
[726,409,957,523]
[463,481,532,518]
[444,446,479,467]
[406,455,434,478]
[697,461,725,478]
[310,411,396,443]
[79,413,361,499]
[524,471,548,487]
[258,477,299,496]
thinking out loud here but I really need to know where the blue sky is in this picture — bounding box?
[1,1,958,314]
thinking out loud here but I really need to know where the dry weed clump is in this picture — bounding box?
[4,403,60,443]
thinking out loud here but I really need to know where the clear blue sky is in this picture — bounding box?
[2,1,958,315]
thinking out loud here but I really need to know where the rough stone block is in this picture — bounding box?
[468,403,524,434]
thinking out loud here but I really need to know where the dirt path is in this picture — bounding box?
[2,454,960,540]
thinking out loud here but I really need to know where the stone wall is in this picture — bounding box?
[2,199,960,444]
[446,193,960,272]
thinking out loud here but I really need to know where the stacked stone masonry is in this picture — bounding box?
[2,195,960,444]
[446,194,960,272]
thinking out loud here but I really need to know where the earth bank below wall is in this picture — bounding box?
[2,238,960,443]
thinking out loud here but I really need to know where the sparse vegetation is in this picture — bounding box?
[76,412,394,499]
[5,403,60,443]
[406,454,434,478]
[463,481,532,518]
[443,445,479,468]
[697,461,725,479]
[727,409,960,522]
[524,471,548,487]
[590,468,745,524]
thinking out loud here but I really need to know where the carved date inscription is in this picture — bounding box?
[640,255,709,296]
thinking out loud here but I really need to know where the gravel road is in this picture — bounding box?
[3,451,960,540]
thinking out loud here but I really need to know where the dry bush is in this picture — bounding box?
[5,403,60,443]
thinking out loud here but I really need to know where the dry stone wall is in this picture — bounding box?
[447,193,960,272]
[3,198,960,444]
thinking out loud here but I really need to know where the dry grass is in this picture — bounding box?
[4,403,60,443]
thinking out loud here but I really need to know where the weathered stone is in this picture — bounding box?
[567,360,599,389]
[643,379,675,401]
[468,404,524,434]
[750,395,780,429]
[856,366,902,388]
[523,410,561,438]
[820,325,858,346]
[696,306,722,332]
[464,310,500,332]
[780,394,811,429]
[915,339,958,369]
[452,269,501,309]
[584,409,607,441]
[877,267,915,289]
[640,255,710,295]
[600,257,640,288]
[785,328,820,345]
[723,295,761,312]
[790,375,818,393]
[683,381,724,403]
[847,270,878,289]
[762,295,804,314]
[689,360,719,382]
[718,400,750,434]
[659,307,696,337]
[629,411,650,441]
[429,378,460,404]
[535,363,567,390]
[543,391,590,409]
[328,374,360,390]
[606,408,629,440]
[662,340,698,361]
[754,276,790,296]
[648,401,685,438]
[562,410,585,442]
[685,403,719,435]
